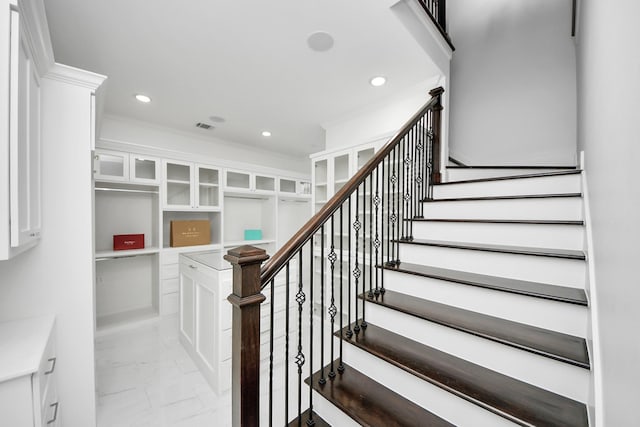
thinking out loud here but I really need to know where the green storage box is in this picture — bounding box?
[244,229,263,240]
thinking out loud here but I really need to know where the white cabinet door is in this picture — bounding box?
[8,8,41,248]
[164,160,194,209]
[254,174,276,194]
[224,169,252,192]
[195,165,220,209]
[93,150,129,182]
[180,270,195,345]
[196,283,217,370]
[130,154,160,184]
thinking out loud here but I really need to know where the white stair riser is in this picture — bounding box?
[422,197,583,220]
[312,390,361,427]
[382,270,588,337]
[398,244,586,288]
[365,303,589,402]
[412,221,584,251]
[446,168,574,181]
[342,344,519,427]
[434,174,581,199]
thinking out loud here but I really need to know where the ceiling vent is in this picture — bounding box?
[195,122,214,130]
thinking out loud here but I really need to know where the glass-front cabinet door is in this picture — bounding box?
[164,160,193,208]
[254,174,275,194]
[94,149,128,182]
[130,154,160,184]
[224,170,251,192]
[195,165,220,209]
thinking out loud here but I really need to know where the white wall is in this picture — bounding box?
[323,77,443,151]
[100,114,310,175]
[0,67,101,427]
[576,0,640,425]
[448,0,577,165]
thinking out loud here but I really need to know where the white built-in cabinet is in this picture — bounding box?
[0,1,43,260]
[0,316,59,426]
[224,169,276,194]
[93,149,160,185]
[164,160,221,210]
[178,252,232,394]
[309,142,380,315]
[93,146,311,330]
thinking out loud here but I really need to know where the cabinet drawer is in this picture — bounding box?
[163,251,181,265]
[41,379,60,426]
[37,333,56,408]
[162,277,179,294]
[161,263,179,279]
[162,292,179,315]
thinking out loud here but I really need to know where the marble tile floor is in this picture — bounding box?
[95,315,231,427]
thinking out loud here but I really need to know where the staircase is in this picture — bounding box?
[306,168,591,426]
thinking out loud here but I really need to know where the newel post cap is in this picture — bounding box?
[429,86,445,97]
[224,245,270,266]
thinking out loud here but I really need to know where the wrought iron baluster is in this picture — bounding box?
[346,197,353,339]
[308,237,314,425]
[338,204,345,373]
[374,165,381,297]
[269,278,275,427]
[328,216,337,379]
[285,263,290,424]
[390,146,397,265]
[319,225,325,386]
[295,250,305,425]
[395,144,401,262]
[353,187,361,335]
[361,179,367,331]
[368,173,374,299]
[381,158,386,295]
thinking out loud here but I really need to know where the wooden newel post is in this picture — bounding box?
[224,245,270,427]
[429,86,445,185]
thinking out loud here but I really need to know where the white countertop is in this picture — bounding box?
[181,250,231,271]
[0,315,55,382]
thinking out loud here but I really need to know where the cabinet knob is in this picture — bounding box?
[189,264,197,269]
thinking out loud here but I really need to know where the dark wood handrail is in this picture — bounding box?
[260,87,444,287]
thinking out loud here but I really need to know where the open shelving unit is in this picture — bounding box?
[93,146,312,332]
[94,182,161,330]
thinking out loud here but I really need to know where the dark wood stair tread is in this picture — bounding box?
[396,239,586,260]
[424,193,582,202]
[339,323,588,427]
[446,165,577,170]
[411,219,584,225]
[361,290,590,368]
[287,409,330,427]
[434,169,582,185]
[306,362,454,427]
[382,262,588,305]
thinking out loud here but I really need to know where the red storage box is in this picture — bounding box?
[113,234,145,251]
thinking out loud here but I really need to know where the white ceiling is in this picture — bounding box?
[44,0,439,157]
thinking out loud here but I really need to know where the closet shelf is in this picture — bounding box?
[95,247,160,260]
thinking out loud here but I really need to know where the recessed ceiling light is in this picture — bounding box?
[135,94,151,103]
[307,31,334,52]
[370,76,386,87]
[262,131,272,137]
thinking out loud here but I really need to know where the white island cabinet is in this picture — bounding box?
[179,251,232,394]
[0,316,59,426]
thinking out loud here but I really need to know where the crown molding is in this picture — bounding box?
[45,63,107,91]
